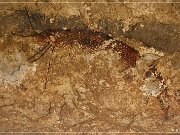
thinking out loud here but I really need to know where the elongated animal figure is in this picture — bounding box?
[22,8,169,119]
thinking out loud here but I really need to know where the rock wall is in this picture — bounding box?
[0,0,179,133]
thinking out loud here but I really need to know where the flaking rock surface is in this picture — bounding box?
[0,1,179,133]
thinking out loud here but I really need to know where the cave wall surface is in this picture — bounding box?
[0,0,180,133]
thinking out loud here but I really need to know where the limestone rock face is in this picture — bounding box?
[0,1,179,133]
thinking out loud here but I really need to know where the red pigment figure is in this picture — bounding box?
[24,8,169,119]
[28,29,140,67]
